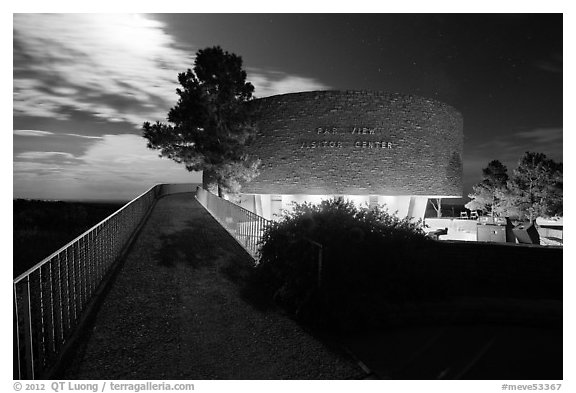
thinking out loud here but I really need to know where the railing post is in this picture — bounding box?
[44,263,56,363]
[61,252,71,338]
[54,255,64,348]
[14,285,21,380]
[251,217,257,255]
[78,238,85,309]
[21,277,35,379]
[88,231,95,298]
[70,245,79,323]
[96,225,103,282]
[36,268,47,374]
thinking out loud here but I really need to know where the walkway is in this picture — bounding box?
[61,193,361,379]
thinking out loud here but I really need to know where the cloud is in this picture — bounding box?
[14,14,194,127]
[534,61,562,73]
[466,127,563,183]
[14,129,102,158]
[17,151,77,161]
[13,134,201,200]
[62,133,104,140]
[14,129,103,139]
[533,53,563,74]
[13,78,72,120]
[249,69,331,98]
[14,14,331,130]
[13,161,67,176]
[13,129,54,137]
[514,127,563,145]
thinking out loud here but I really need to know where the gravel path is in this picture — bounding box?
[62,193,361,379]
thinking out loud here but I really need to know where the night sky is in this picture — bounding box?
[13,13,563,201]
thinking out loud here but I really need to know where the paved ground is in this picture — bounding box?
[61,193,362,379]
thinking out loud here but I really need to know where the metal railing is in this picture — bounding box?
[196,188,270,259]
[13,183,196,380]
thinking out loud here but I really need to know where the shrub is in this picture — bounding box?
[247,198,436,331]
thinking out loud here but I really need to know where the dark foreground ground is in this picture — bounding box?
[59,193,362,379]
[337,322,562,379]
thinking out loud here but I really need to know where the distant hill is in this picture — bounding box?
[13,199,126,278]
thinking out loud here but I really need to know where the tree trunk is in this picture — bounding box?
[202,169,218,195]
[431,198,442,218]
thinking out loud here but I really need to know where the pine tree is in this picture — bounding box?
[465,160,509,216]
[500,152,562,222]
[142,46,260,196]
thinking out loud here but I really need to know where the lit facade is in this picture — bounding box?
[238,90,463,221]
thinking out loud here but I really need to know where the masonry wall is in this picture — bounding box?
[242,90,464,196]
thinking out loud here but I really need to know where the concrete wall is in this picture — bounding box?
[242,90,463,196]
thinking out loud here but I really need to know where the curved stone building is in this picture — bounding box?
[238,90,463,221]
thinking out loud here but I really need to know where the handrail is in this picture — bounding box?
[13,183,196,380]
[14,185,157,284]
[195,189,325,291]
[195,187,271,260]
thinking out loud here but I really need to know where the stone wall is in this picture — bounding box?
[242,90,464,196]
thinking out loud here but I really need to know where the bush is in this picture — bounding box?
[246,199,437,331]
